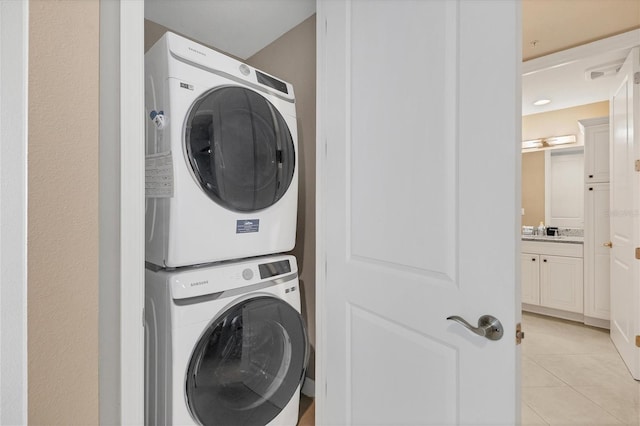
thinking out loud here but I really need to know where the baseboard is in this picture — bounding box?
[522,304,584,323]
[583,316,610,330]
[301,377,315,398]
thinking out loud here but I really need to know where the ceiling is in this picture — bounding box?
[144,0,315,60]
[522,0,640,116]
[522,0,639,61]
[521,30,639,116]
[145,0,640,115]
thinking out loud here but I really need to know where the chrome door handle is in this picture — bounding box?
[446,315,504,340]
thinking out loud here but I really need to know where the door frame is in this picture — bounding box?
[111,8,640,426]
[99,1,145,424]
[0,0,28,423]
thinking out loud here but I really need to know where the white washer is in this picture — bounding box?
[145,32,298,268]
[145,254,308,426]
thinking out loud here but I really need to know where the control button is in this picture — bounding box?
[242,268,254,280]
[239,64,250,76]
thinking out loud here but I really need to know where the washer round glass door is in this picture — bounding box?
[185,86,295,212]
[185,296,308,426]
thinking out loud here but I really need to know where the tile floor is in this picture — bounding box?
[521,312,640,425]
[297,312,640,425]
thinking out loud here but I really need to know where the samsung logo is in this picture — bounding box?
[188,47,206,57]
[190,280,208,287]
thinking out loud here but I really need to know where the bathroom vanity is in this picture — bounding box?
[521,237,585,321]
[520,117,610,329]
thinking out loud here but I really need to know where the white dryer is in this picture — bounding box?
[145,254,308,426]
[145,32,298,268]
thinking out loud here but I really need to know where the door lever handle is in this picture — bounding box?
[446,315,504,340]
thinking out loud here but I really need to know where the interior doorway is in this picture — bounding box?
[519,28,640,425]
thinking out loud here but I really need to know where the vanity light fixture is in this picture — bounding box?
[522,139,544,149]
[533,98,551,106]
[521,135,577,151]
[545,135,576,146]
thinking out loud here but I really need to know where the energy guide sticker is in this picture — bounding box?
[145,151,174,198]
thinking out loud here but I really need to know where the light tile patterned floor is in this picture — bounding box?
[522,312,640,426]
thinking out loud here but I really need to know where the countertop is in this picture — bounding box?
[522,235,584,244]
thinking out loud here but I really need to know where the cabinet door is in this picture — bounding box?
[540,255,584,313]
[521,253,540,305]
[546,148,584,228]
[584,183,610,320]
[583,121,609,183]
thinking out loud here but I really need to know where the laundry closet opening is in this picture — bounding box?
[142,4,318,424]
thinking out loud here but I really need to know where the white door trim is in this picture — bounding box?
[119,2,145,424]
[314,3,327,424]
[0,0,29,423]
[99,1,145,424]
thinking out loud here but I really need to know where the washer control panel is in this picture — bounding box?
[169,255,297,300]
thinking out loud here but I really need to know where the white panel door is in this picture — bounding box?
[317,1,521,424]
[610,47,640,379]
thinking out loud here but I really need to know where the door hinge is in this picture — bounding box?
[636,160,640,172]
[635,72,640,85]
[636,247,640,260]
[636,335,640,348]
[516,322,524,345]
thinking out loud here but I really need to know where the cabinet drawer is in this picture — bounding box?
[521,241,583,257]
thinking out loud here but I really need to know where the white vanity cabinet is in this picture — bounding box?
[584,174,611,326]
[581,117,609,183]
[581,117,610,328]
[521,254,540,305]
[521,240,584,319]
[540,254,584,313]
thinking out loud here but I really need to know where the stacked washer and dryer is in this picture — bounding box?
[144,32,308,426]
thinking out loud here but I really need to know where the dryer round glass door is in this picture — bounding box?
[185,296,308,426]
[185,86,295,212]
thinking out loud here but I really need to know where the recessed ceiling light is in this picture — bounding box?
[533,99,551,106]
